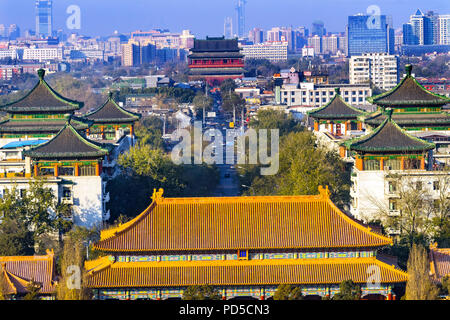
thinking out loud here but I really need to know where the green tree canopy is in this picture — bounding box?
[182,285,221,300]
[333,280,361,300]
[0,179,73,254]
[273,284,303,300]
[238,131,350,208]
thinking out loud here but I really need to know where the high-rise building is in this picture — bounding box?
[322,34,339,54]
[267,27,295,52]
[307,35,322,55]
[248,28,264,44]
[224,17,233,39]
[349,53,399,90]
[312,21,326,37]
[241,41,288,62]
[438,15,450,45]
[347,14,394,56]
[8,24,20,40]
[403,9,433,45]
[236,0,247,38]
[35,0,53,38]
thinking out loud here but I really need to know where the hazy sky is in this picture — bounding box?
[0,0,449,37]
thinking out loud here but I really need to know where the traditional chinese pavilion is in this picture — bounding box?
[23,121,109,178]
[84,93,141,141]
[188,37,244,86]
[85,187,408,300]
[0,69,89,144]
[344,109,435,171]
[364,65,450,131]
[0,250,57,299]
[308,88,365,136]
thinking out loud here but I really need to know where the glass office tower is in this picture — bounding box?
[36,0,52,38]
[347,14,394,56]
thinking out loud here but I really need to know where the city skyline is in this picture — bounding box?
[0,0,448,38]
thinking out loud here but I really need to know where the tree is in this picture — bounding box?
[370,172,450,247]
[221,92,245,117]
[0,216,34,256]
[46,73,104,112]
[249,109,304,136]
[273,284,303,300]
[193,92,214,119]
[238,131,351,208]
[405,244,439,300]
[23,280,41,300]
[182,285,221,300]
[56,227,97,300]
[219,79,237,93]
[0,179,73,254]
[333,280,361,300]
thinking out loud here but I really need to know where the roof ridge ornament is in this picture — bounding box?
[405,64,412,77]
[318,185,330,199]
[152,188,164,202]
[37,68,45,80]
[334,87,341,95]
[385,108,393,121]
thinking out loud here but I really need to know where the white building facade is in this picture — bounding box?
[349,53,399,91]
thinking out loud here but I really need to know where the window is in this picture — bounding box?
[62,187,72,199]
[388,181,397,193]
[364,159,380,170]
[433,181,440,191]
[404,158,420,170]
[389,200,397,211]
[384,159,401,170]
[59,167,75,176]
[238,250,248,260]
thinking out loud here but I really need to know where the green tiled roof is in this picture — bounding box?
[84,94,141,124]
[23,121,109,159]
[308,88,365,120]
[0,69,84,114]
[0,116,91,134]
[345,109,435,153]
[367,65,450,107]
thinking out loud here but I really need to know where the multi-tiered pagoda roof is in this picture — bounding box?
[84,93,141,125]
[0,69,89,137]
[345,110,435,154]
[23,121,109,159]
[364,65,450,130]
[308,88,365,120]
[188,37,244,85]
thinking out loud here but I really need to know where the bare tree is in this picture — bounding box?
[405,244,439,300]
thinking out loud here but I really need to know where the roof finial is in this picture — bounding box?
[108,91,113,99]
[405,64,412,77]
[334,87,341,95]
[385,108,393,121]
[318,185,330,199]
[151,188,164,202]
[37,68,45,80]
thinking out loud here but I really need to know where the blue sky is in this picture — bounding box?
[1,0,448,37]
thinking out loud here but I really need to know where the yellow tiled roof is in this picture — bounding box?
[85,256,408,288]
[0,249,57,294]
[429,243,450,282]
[94,187,392,252]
